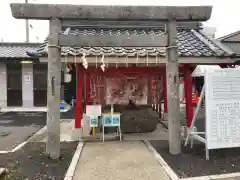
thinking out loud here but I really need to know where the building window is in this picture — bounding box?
[7,63,22,106]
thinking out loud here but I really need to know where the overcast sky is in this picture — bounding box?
[1,0,239,42]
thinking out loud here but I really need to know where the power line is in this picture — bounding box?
[25,0,29,42]
[25,0,37,42]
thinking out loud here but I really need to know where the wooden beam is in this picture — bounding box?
[62,20,202,30]
[46,18,61,159]
[59,34,168,47]
[87,67,165,74]
[10,3,212,21]
[166,21,181,155]
[39,56,235,64]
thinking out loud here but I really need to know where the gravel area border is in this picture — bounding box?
[150,140,240,178]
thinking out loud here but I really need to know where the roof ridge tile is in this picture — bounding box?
[28,28,233,58]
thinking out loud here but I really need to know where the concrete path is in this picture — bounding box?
[30,120,78,142]
[73,141,170,180]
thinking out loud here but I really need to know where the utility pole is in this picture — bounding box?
[166,21,181,155]
[25,0,29,42]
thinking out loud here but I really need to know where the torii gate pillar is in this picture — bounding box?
[166,21,181,154]
[46,18,61,159]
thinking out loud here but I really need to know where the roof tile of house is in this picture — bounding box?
[0,42,40,59]
[221,42,240,55]
[218,30,240,56]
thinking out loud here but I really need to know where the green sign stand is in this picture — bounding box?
[90,116,98,127]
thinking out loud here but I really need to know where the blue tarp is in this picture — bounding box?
[60,102,65,109]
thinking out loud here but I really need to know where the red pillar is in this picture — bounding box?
[158,75,163,117]
[184,65,193,127]
[163,71,168,113]
[103,76,106,105]
[75,65,84,128]
[84,72,90,113]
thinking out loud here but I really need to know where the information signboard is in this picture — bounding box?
[102,114,121,127]
[205,68,240,150]
[102,115,112,126]
[112,114,120,126]
[86,105,101,117]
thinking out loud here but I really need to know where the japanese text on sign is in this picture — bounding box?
[205,68,240,150]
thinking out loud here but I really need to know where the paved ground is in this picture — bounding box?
[61,107,75,119]
[30,120,78,142]
[73,141,170,180]
[0,112,45,151]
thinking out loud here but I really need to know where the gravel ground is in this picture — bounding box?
[0,142,78,180]
[150,140,240,178]
[73,141,170,180]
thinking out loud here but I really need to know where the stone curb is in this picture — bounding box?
[144,140,179,180]
[64,142,84,180]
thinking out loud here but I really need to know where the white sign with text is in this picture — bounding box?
[86,105,101,117]
[205,68,240,150]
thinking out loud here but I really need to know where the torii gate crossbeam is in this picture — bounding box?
[10,3,212,159]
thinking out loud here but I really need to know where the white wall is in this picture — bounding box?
[0,63,7,108]
[22,63,34,108]
[201,26,217,38]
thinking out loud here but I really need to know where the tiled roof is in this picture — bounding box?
[218,30,240,41]
[0,42,40,59]
[28,27,235,58]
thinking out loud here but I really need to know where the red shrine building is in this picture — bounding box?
[23,21,236,128]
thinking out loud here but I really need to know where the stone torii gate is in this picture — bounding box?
[10,3,212,159]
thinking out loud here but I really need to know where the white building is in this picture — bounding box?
[0,42,47,111]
